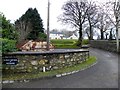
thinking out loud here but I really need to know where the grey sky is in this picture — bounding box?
[0,0,108,31]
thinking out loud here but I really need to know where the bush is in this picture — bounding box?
[1,38,17,53]
[75,39,89,45]
[38,32,47,41]
[82,39,89,45]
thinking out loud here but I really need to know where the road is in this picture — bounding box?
[2,48,118,88]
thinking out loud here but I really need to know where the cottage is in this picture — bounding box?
[67,33,78,39]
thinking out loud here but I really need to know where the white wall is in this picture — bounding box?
[50,33,63,39]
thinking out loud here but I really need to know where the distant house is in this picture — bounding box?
[71,33,78,39]
[63,33,78,39]
[50,32,64,39]
[50,30,79,40]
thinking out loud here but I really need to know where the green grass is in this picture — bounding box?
[2,56,97,81]
[50,39,78,49]
[51,39,77,44]
[54,44,79,49]
[50,39,89,49]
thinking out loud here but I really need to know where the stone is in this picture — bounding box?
[31,61,38,65]
[67,72,71,75]
[53,66,59,70]
[34,67,38,69]
[3,81,9,84]
[72,71,76,74]
[65,55,69,58]
[9,81,14,83]
[62,73,67,76]
[56,74,61,77]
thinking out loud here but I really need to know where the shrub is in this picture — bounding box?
[1,38,17,53]
[82,39,89,45]
[75,39,89,45]
[38,32,47,41]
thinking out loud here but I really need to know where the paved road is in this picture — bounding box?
[2,48,118,88]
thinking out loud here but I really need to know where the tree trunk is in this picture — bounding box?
[88,18,93,40]
[105,33,108,40]
[89,25,93,40]
[109,29,113,40]
[101,31,104,40]
[100,27,104,40]
[77,24,83,47]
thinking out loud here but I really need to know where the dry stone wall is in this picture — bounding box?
[2,50,89,74]
[90,40,120,53]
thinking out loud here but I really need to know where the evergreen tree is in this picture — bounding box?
[15,8,45,41]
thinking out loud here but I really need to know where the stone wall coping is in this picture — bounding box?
[3,49,89,56]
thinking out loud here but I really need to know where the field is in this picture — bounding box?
[50,39,89,49]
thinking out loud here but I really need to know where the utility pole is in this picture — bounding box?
[47,0,50,51]
[117,17,120,52]
[116,28,119,52]
[115,0,120,53]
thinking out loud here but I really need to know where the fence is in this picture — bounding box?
[2,49,89,74]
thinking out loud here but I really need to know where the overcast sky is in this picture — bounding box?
[0,0,108,31]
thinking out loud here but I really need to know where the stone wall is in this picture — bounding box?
[2,50,89,74]
[90,40,120,53]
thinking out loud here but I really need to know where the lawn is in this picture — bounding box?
[50,39,89,49]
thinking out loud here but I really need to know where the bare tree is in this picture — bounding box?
[58,0,90,47]
[113,0,120,52]
[94,2,115,40]
[104,0,120,51]
[85,1,99,40]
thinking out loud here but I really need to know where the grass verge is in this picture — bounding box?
[2,56,97,81]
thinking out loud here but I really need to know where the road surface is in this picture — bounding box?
[2,48,119,88]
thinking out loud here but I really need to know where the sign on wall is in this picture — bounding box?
[3,57,18,65]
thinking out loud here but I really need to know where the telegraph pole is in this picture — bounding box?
[47,0,50,51]
[116,28,119,52]
[116,0,120,52]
